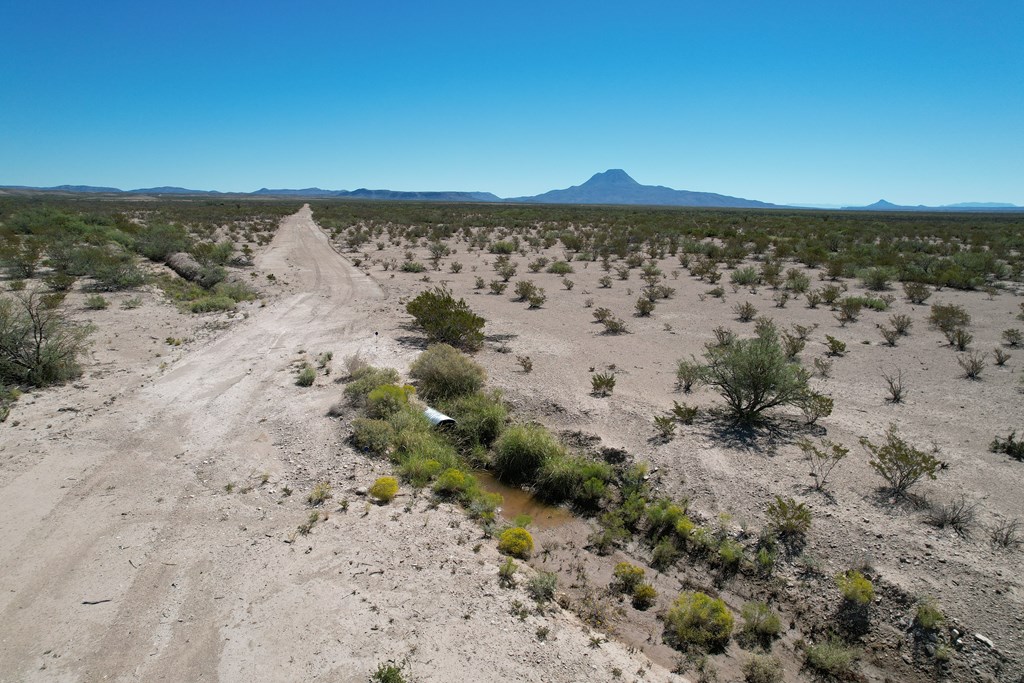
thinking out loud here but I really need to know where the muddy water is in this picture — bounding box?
[474,471,574,529]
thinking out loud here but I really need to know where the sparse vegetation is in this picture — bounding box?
[861,424,940,497]
[406,286,485,351]
[665,591,734,652]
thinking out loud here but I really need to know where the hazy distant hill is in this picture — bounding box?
[508,169,777,208]
[843,199,1022,212]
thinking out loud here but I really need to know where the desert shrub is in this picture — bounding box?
[782,332,805,360]
[0,292,93,387]
[798,437,848,490]
[440,390,507,450]
[400,261,426,273]
[399,455,444,488]
[651,539,680,570]
[742,654,783,683]
[989,519,1022,549]
[834,298,862,325]
[993,348,1010,366]
[44,272,77,292]
[813,356,833,378]
[989,431,1024,461]
[601,316,629,334]
[295,363,316,387]
[490,240,516,255]
[799,391,833,425]
[84,294,109,310]
[547,260,573,274]
[860,267,893,291]
[926,495,978,537]
[492,424,564,484]
[766,496,811,542]
[369,476,399,503]
[671,400,699,424]
[188,295,236,313]
[409,344,486,400]
[882,368,906,403]
[370,660,408,683]
[135,222,191,261]
[432,467,476,498]
[889,313,913,336]
[740,601,782,647]
[344,365,401,405]
[611,562,645,594]
[928,302,970,334]
[915,598,944,631]
[701,333,812,423]
[805,289,822,308]
[592,306,612,323]
[488,280,508,294]
[513,280,537,301]
[946,326,973,350]
[366,384,415,418]
[635,296,655,316]
[591,371,616,396]
[878,326,899,346]
[406,286,485,351]
[646,499,688,540]
[1003,328,1023,347]
[654,414,676,439]
[527,571,558,604]
[214,279,258,302]
[535,455,612,505]
[498,527,534,558]
[675,357,704,392]
[350,418,395,455]
[903,281,932,305]
[306,481,332,506]
[837,569,874,605]
[824,335,846,356]
[820,283,844,306]
[528,257,547,273]
[711,326,737,347]
[717,539,744,571]
[665,592,734,652]
[632,583,657,610]
[731,266,760,287]
[861,424,939,497]
[805,638,858,678]
[956,351,986,379]
[734,301,757,322]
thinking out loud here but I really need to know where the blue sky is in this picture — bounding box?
[2,1,1022,205]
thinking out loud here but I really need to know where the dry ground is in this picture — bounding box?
[0,207,666,682]
[2,205,1022,682]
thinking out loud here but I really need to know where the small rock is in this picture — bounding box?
[355,487,368,496]
[974,633,994,648]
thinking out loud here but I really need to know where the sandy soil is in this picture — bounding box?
[342,222,1024,682]
[0,207,668,682]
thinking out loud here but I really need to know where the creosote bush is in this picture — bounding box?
[665,591,734,652]
[497,527,534,558]
[0,292,93,387]
[409,343,486,401]
[861,424,940,497]
[701,332,811,423]
[405,286,485,351]
[766,496,811,542]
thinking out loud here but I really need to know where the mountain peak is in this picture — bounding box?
[585,169,639,186]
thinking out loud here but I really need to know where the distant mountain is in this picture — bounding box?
[509,169,777,208]
[344,189,501,202]
[130,186,225,195]
[843,199,1023,212]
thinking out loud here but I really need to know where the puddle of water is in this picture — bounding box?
[474,471,574,530]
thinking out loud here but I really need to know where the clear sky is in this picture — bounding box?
[2,1,1022,206]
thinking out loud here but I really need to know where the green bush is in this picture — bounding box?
[432,467,477,498]
[295,363,316,386]
[665,591,734,652]
[369,476,399,503]
[860,424,940,497]
[188,295,236,313]
[344,365,401,405]
[837,569,874,605]
[350,418,395,455]
[0,292,93,387]
[366,384,415,418]
[701,333,811,423]
[928,302,970,333]
[398,455,443,488]
[406,286,485,351]
[611,562,645,594]
[440,391,507,451]
[410,344,486,401]
[492,424,564,484]
[915,598,944,631]
[742,654,784,683]
[497,527,534,558]
[805,638,858,678]
[214,280,258,302]
[740,601,782,646]
[84,294,109,310]
[547,260,574,275]
[631,583,657,610]
[646,499,688,540]
[527,571,558,604]
[990,431,1024,461]
[766,496,812,541]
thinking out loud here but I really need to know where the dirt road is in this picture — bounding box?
[0,207,665,682]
